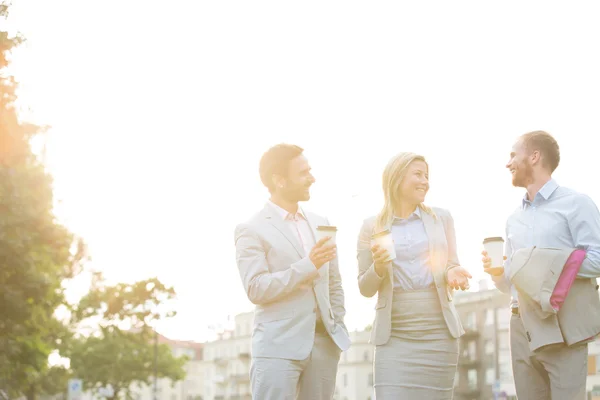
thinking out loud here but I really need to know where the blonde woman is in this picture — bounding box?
[357,152,471,399]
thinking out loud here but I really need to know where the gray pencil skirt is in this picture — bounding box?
[374,288,459,399]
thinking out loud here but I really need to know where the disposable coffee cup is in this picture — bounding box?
[483,237,505,268]
[316,226,337,246]
[371,229,396,262]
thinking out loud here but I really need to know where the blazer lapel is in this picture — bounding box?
[421,211,440,271]
[302,209,318,243]
[262,205,304,257]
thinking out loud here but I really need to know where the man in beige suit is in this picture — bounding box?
[234,144,350,400]
[483,131,600,399]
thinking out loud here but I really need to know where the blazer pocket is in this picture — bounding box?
[375,298,387,310]
[254,310,294,324]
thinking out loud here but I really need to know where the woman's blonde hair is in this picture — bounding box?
[375,152,436,232]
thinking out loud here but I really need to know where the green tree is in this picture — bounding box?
[0,4,85,397]
[66,274,187,399]
[35,365,71,399]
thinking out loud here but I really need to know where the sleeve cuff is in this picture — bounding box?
[444,265,459,284]
[367,263,385,282]
[294,257,320,280]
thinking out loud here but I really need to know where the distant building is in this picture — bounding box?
[201,312,253,400]
[202,312,375,400]
[129,334,204,400]
[453,282,515,400]
[334,329,375,400]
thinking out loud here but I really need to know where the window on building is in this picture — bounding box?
[467,369,477,389]
[468,341,477,360]
[465,311,476,330]
[486,368,495,385]
[485,309,494,326]
[485,339,494,355]
[363,350,370,361]
[368,373,373,386]
[594,354,600,375]
[499,359,512,381]
[498,331,510,351]
[497,307,511,329]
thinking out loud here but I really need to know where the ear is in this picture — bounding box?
[272,174,285,190]
[530,150,542,166]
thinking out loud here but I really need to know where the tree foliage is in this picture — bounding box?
[0,4,85,396]
[66,275,187,399]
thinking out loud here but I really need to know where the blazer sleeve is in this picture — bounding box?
[357,218,385,298]
[234,223,319,305]
[327,218,346,324]
[441,209,461,280]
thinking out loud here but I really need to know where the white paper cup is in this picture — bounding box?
[316,226,337,246]
[483,237,505,268]
[371,229,396,262]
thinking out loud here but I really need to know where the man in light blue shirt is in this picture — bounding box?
[484,130,600,399]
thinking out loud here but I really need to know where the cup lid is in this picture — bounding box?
[483,237,504,244]
[371,229,391,239]
[316,225,337,231]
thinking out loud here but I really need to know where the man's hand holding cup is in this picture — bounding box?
[481,250,507,276]
[481,236,507,277]
[310,237,337,269]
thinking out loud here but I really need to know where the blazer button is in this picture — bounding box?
[526,331,531,342]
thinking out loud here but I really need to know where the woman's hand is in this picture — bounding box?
[371,244,390,277]
[447,266,472,290]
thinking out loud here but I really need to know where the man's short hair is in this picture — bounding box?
[520,130,560,173]
[259,144,304,193]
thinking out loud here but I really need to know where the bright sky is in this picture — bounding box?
[5,1,600,342]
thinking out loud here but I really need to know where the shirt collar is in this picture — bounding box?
[267,200,306,221]
[393,207,422,221]
[522,179,559,208]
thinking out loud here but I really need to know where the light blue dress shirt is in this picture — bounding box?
[391,207,434,291]
[492,179,600,308]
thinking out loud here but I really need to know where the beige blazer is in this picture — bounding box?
[234,204,351,361]
[357,207,464,346]
[509,246,600,352]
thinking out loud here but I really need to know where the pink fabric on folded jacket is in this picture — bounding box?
[550,249,587,311]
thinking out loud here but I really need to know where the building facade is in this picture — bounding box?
[129,335,205,400]
[201,312,375,400]
[122,284,600,400]
[201,312,253,400]
[453,283,516,400]
[334,330,375,400]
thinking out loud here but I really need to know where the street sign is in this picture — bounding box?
[98,386,115,397]
[492,380,501,393]
[67,379,83,400]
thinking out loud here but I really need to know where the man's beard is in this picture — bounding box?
[282,186,310,203]
[513,162,534,187]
